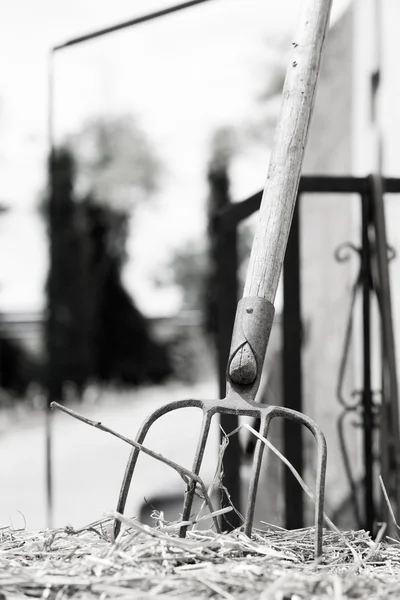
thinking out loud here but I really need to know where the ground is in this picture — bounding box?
[0,379,221,531]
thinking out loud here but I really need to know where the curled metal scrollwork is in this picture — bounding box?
[334,240,367,528]
[387,245,396,262]
[334,242,362,410]
[334,242,361,264]
[334,227,396,529]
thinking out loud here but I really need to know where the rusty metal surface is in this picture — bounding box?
[227,298,275,396]
[114,387,327,557]
[113,292,326,560]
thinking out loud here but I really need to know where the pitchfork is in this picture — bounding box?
[114,0,332,556]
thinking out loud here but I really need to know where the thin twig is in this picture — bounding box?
[51,401,219,532]
[379,475,400,532]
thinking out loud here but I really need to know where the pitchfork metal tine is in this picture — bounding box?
[244,414,270,536]
[113,417,153,539]
[113,398,204,539]
[243,407,326,557]
[269,407,327,557]
[179,410,214,537]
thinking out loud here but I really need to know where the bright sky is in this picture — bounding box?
[0,0,351,316]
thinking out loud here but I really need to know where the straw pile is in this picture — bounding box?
[2,515,400,600]
[3,403,400,598]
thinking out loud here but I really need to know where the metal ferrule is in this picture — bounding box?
[227,297,275,401]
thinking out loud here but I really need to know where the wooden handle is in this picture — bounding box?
[243,0,333,303]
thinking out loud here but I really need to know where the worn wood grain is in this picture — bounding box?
[243,0,333,302]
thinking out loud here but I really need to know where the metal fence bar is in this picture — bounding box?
[53,0,216,51]
[360,192,375,532]
[370,174,400,532]
[217,176,400,234]
[208,165,242,529]
[215,175,400,532]
[215,218,242,529]
[283,198,304,529]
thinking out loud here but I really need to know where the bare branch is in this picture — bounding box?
[51,402,219,532]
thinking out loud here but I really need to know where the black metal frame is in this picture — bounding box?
[52,0,215,51]
[214,175,400,532]
[46,0,217,530]
[361,191,375,530]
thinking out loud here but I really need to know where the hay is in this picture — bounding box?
[3,403,399,598]
[2,514,400,599]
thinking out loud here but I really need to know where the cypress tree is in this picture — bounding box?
[45,148,93,402]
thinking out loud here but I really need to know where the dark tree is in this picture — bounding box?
[0,334,41,399]
[0,204,42,400]
[46,148,93,401]
[44,117,171,400]
[83,199,171,386]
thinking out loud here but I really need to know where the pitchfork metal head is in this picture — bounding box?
[113,298,327,557]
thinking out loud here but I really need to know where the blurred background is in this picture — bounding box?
[2,0,400,535]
